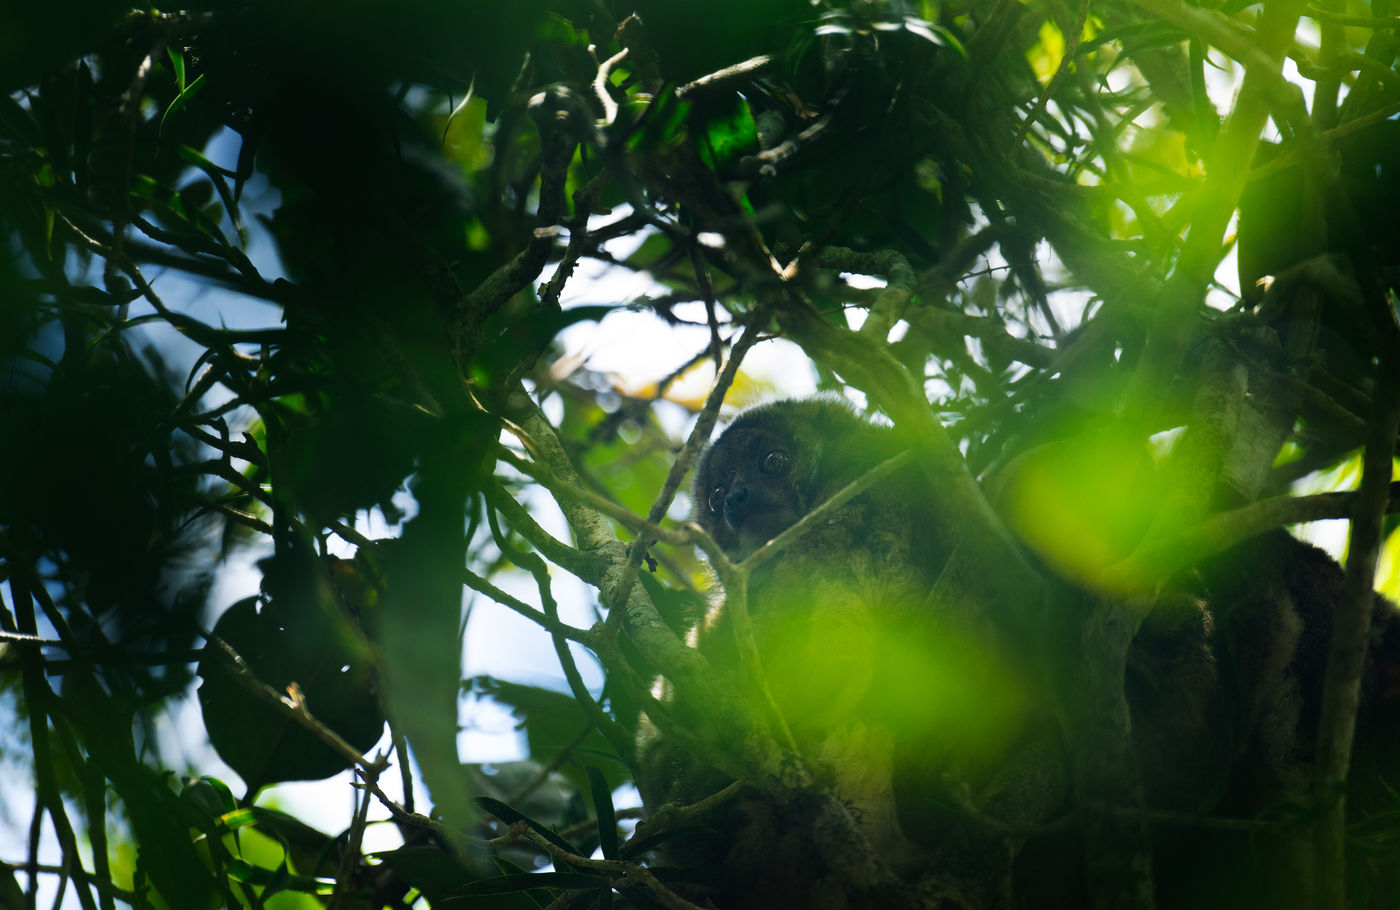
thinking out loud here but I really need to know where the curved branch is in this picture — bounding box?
[1106,483,1400,588]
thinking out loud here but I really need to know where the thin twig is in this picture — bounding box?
[461,566,594,644]
[610,308,772,629]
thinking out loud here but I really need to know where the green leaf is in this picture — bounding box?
[0,865,24,910]
[374,846,480,905]
[224,858,332,894]
[181,776,238,818]
[166,45,186,91]
[587,767,618,860]
[263,860,294,900]
[160,73,206,137]
[476,796,584,865]
[695,96,757,171]
[902,16,961,54]
[197,578,384,789]
[171,142,235,177]
[626,88,690,154]
[220,808,259,832]
[442,74,477,144]
[242,807,338,878]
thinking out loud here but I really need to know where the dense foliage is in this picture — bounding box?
[0,0,1397,907]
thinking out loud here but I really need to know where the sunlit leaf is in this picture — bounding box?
[159,72,206,137]
[166,44,187,91]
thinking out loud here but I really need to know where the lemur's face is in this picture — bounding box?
[694,418,808,560]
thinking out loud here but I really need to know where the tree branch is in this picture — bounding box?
[1313,358,1400,909]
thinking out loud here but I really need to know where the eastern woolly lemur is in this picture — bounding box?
[634,398,1400,910]
[634,398,1032,907]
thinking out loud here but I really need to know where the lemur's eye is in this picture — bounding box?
[707,486,727,514]
[760,451,790,475]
